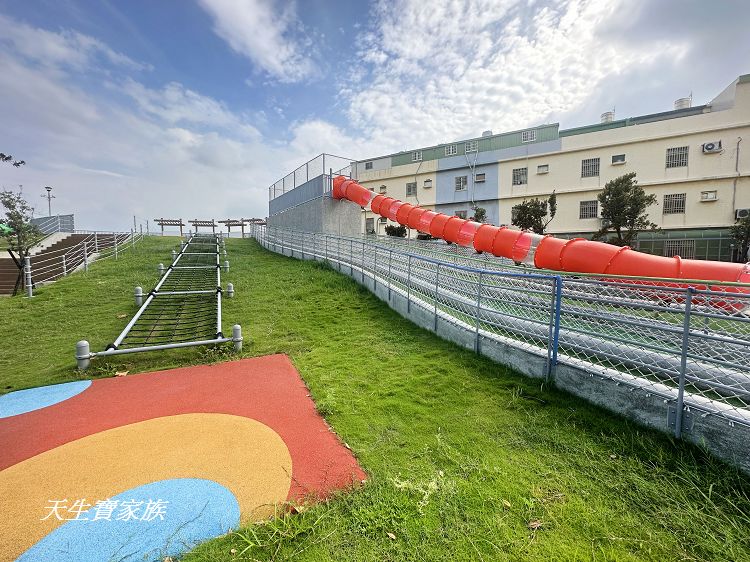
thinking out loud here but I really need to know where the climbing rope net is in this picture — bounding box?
[77,233,242,368]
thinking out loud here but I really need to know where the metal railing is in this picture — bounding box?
[251,225,750,436]
[21,230,145,297]
[268,153,355,201]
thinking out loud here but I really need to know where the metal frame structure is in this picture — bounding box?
[76,233,241,368]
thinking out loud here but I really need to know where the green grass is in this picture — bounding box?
[2,237,750,561]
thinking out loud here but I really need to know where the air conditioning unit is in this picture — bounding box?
[702,141,722,153]
[736,208,750,220]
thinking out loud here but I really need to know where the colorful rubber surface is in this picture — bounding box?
[0,355,365,562]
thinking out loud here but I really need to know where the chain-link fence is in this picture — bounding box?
[251,225,750,436]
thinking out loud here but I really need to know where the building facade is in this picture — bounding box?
[353,74,750,261]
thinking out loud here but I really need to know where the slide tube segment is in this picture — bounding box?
[332,175,750,290]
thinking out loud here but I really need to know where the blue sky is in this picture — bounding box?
[1,0,749,230]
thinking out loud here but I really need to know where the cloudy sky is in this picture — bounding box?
[0,0,748,230]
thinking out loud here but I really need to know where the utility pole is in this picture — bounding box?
[42,186,55,217]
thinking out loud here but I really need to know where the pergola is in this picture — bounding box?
[154,218,186,237]
[189,219,218,233]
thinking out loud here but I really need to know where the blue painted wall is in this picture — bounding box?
[436,163,499,207]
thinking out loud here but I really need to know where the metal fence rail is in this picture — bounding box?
[252,225,750,436]
[76,233,242,368]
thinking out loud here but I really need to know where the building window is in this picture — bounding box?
[379,184,387,193]
[412,151,423,162]
[423,178,433,188]
[579,200,599,219]
[611,154,626,165]
[663,193,686,214]
[379,216,387,223]
[465,140,478,152]
[365,217,375,233]
[365,161,373,170]
[666,146,689,168]
[664,239,696,259]
[474,172,486,182]
[406,182,417,197]
[455,176,468,191]
[445,144,457,156]
[512,167,528,186]
[521,130,536,143]
[537,164,549,174]
[455,210,468,219]
[581,157,600,178]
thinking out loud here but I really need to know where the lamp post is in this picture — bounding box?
[42,186,55,217]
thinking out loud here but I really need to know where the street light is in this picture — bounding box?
[42,186,55,217]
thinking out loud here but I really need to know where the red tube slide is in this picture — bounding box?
[332,176,750,290]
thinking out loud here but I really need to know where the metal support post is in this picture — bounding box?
[675,287,695,439]
[226,283,234,298]
[157,263,165,275]
[94,232,99,253]
[24,256,33,298]
[62,254,67,276]
[134,286,143,306]
[474,271,483,353]
[172,250,177,261]
[223,260,229,272]
[434,263,440,331]
[83,242,88,272]
[131,228,135,248]
[114,233,119,259]
[76,340,90,370]
[388,249,393,299]
[362,241,366,282]
[232,324,243,352]
[406,254,412,312]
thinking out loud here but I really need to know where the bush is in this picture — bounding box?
[385,224,407,238]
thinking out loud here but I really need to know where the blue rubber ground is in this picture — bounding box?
[18,478,240,561]
[0,381,91,418]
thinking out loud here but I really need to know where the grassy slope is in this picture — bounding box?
[1,237,749,561]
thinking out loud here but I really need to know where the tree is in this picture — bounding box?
[0,189,43,256]
[0,153,25,167]
[511,191,557,234]
[471,206,487,223]
[593,172,658,246]
[384,224,406,237]
[730,215,750,262]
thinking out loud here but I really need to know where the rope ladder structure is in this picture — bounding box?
[76,233,242,369]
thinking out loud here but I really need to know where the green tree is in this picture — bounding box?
[471,206,487,223]
[730,215,750,262]
[1,189,43,256]
[511,191,557,234]
[593,172,658,246]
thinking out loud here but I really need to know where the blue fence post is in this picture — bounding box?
[546,276,563,382]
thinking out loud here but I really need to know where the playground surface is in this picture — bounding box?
[0,355,365,561]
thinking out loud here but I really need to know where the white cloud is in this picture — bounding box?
[0,13,149,72]
[196,0,314,83]
[343,0,686,150]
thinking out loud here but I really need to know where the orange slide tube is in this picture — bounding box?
[332,176,750,287]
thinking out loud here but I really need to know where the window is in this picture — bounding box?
[465,140,478,152]
[412,151,423,162]
[700,190,718,201]
[512,167,528,186]
[663,193,686,214]
[611,154,626,165]
[379,184,387,193]
[365,218,375,233]
[474,172,486,182]
[581,157,600,178]
[406,182,417,197]
[455,210,468,219]
[666,146,689,168]
[455,176,468,191]
[423,178,433,188]
[664,239,696,259]
[379,217,387,223]
[365,161,373,170]
[579,200,599,219]
[521,129,536,143]
[445,144,457,156]
[537,164,549,174]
